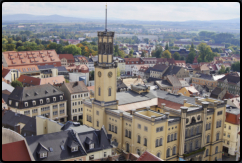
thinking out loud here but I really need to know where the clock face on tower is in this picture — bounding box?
[98,71,102,77]
[108,72,113,78]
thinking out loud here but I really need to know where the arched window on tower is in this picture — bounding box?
[98,87,101,96]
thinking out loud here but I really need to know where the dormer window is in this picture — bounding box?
[53,97,56,101]
[25,102,28,107]
[46,98,50,103]
[90,144,94,149]
[32,101,36,105]
[40,152,47,158]
[9,100,12,105]
[60,95,63,100]
[15,102,18,107]
[40,99,43,104]
[71,146,78,152]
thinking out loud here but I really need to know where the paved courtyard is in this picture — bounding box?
[222,154,236,161]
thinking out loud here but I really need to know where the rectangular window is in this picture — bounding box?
[24,110,30,115]
[53,105,58,109]
[112,125,114,132]
[109,88,111,96]
[60,103,64,107]
[96,111,99,115]
[53,111,58,115]
[98,88,101,96]
[138,124,141,129]
[115,126,117,133]
[46,98,50,103]
[129,131,131,138]
[32,109,38,113]
[97,121,99,127]
[144,126,148,132]
[60,110,64,114]
[109,124,111,131]
[32,101,36,106]
[53,97,56,101]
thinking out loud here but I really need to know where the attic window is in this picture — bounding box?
[89,144,94,149]
[46,98,50,103]
[53,89,56,93]
[25,102,28,107]
[32,101,36,105]
[34,92,38,96]
[53,97,56,101]
[26,93,30,97]
[9,100,12,105]
[71,146,78,152]
[40,99,43,104]
[45,90,49,94]
[40,152,47,158]
[15,102,18,107]
[60,95,63,100]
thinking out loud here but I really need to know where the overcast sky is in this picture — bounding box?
[2,2,240,22]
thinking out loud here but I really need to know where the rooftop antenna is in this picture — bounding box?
[105,3,107,32]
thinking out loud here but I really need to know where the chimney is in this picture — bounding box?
[15,124,21,134]
[164,112,170,119]
[184,99,187,104]
[130,109,136,115]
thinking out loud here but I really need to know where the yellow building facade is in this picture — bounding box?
[83,29,226,161]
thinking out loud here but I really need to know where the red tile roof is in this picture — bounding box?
[18,75,65,86]
[223,92,235,100]
[136,151,163,161]
[5,65,39,73]
[2,68,10,78]
[17,75,41,85]
[226,112,240,125]
[158,98,183,110]
[66,64,89,73]
[87,86,95,92]
[58,54,75,63]
[2,140,32,161]
[2,50,61,67]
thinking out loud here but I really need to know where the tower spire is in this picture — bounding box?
[105,3,107,32]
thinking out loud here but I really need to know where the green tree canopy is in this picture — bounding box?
[165,43,169,50]
[173,52,180,60]
[153,46,163,58]
[117,67,121,77]
[62,44,82,55]
[197,43,218,63]
[231,61,240,72]
[218,65,226,74]
[11,80,23,88]
[162,50,172,59]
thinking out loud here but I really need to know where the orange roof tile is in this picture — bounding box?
[58,54,75,62]
[17,75,41,85]
[2,140,32,161]
[87,86,95,92]
[40,75,65,85]
[226,113,240,125]
[158,98,183,110]
[5,65,39,73]
[2,50,61,67]
[2,68,10,78]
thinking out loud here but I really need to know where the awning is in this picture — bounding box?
[179,157,186,161]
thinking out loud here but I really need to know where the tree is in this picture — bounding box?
[89,71,94,80]
[218,65,226,74]
[144,38,149,44]
[119,50,126,58]
[11,80,23,88]
[197,43,217,63]
[154,46,163,58]
[162,50,172,59]
[186,51,196,63]
[6,44,16,51]
[180,56,185,60]
[173,52,180,60]
[165,43,169,50]
[65,79,69,83]
[62,44,82,55]
[231,61,240,72]
[129,49,134,55]
[141,50,145,57]
[225,67,230,73]
[117,67,121,77]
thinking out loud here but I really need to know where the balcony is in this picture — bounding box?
[183,147,206,159]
